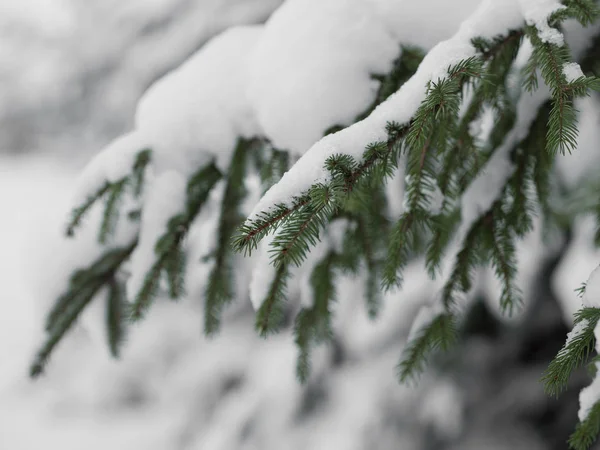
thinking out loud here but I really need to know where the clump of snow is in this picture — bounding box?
[556,96,600,189]
[563,62,585,82]
[247,0,397,153]
[136,25,263,175]
[367,0,482,50]
[418,378,464,438]
[249,236,278,311]
[126,171,187,300]
[579,366,600,421]
[425,175,444,215]
[552,215,600,322]
[566,319,589,346]
[328,218,351,254]
[247,0,524,223]
[406,299,445,343]
[460,86,549,236]
[297,237,331,310]
[71,132,150,207]
[385,158,407,220]
[518,0,566,46]
[583,265,600,309]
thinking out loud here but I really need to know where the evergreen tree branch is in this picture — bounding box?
[131,163,222,320]
[255,264,290,337]
[542,307,600,396]
[66,149,152,239]
[205,139,255,335]
[32,241,137,377]
[106,277,127,358]
[294,252,336,382]
[570,400,600,450]
[397,312,457,383]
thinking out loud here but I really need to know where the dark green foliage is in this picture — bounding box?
[255,264,290,337]
[205,139,255,335]
[66,149,151,240]
[106,278,127,357]
[542,307,600,397]
[397,312,457,383]
[260,147,290,191]
[131,163,222,319]
[99,178,128,244]
[66,182,112,237]
[484,207,523,316]
[294,253,336,382]
[570,401,600,450]
[440,218,486,310]
[555,0,600,26]
[524,3,600,155]
[32,241,136,377]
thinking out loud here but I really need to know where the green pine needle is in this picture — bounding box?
[569,400,600,450]
[542,307,600,396]
[397,312,457,383]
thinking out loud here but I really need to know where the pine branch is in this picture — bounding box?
[32,241,136,377]
[205,139,254,335]
[233,196,311,256]
[106,277,127,358]
[294,253,336,382]
[66,149,152,239]
[542,307,600,396]
[425,207,461,279]
[255,264,290,337]
[131,163,222,320]
[99,178,128,244]
[524,18,600,155]
[397,312,457,383]
[66,182,112,237]
[270,185,337,268]
[441,218,486,309]
[570,400,600,450]
[355,214,383,318]
[558,0,600,26]
[486,207,523,316]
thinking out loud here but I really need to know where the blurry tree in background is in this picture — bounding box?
[5,1,600,449]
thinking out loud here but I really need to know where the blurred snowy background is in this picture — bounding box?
[1,1,600,449]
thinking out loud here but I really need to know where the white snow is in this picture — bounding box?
[459,86,549,236]
[126,171,187,300]
[249,236,279,311]
[247,0,524,223]
[518,0,566,46]
[566,319,589,347]
[297,238,331,310]
[135,25,263,175]
[579,364,600,421]
[552,215,600,323]
[556,96,600,189]
[418,379,463,438]
[425,175,444,216]
[367,0,482,50]
[247,0,397,154]
[71,132,150,207]
[328,219,351,254]
[406,299,445,343]
[563,62,585,82]
[583,265,600,309]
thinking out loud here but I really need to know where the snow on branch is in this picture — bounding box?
[245,0,524,223]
